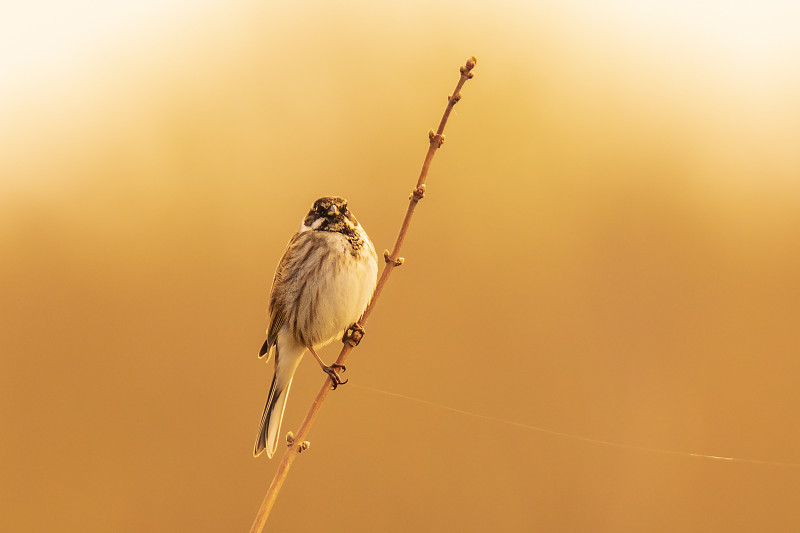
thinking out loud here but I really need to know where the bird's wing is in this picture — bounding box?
[263,303,286,356]
[259,231,305,358]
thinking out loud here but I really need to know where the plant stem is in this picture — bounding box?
[249,56,477,533]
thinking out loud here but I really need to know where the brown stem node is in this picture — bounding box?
[410,184,426,201]
[383,249,405,266]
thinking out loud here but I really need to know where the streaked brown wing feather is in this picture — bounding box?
[259,232,304,358]
[266,303,286,352]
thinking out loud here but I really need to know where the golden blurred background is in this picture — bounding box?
[2,1,800,531]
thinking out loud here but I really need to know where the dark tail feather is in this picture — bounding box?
[254,341,302,458]
[254,372,294,458]
[254,373,279,457]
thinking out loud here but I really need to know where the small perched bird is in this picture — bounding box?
[254,197,378,458]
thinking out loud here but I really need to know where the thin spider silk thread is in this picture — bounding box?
[351,383,800,469]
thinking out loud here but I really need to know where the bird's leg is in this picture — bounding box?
[308,346,347,389]
[343,322,365,347]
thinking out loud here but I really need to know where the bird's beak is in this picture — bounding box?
[328,205,339,216]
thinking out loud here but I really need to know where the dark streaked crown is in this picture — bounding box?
[303,196,359,234]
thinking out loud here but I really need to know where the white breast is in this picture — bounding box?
[293,229,378,347]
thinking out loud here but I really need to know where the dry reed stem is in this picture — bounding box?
[249,56,477,533]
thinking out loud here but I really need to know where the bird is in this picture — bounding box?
[254,196,378,458]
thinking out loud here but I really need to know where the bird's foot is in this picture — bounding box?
[343,323,365,347]
[322,363,348,389]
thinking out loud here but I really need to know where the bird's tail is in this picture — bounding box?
[254,343,304,458]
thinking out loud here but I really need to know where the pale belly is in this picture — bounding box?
[291,231,377,347]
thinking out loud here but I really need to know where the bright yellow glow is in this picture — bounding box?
[2,4,800,530]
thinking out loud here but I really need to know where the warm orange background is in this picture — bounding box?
[2,1,800,531]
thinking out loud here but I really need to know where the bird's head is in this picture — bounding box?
[302,196,359,234]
